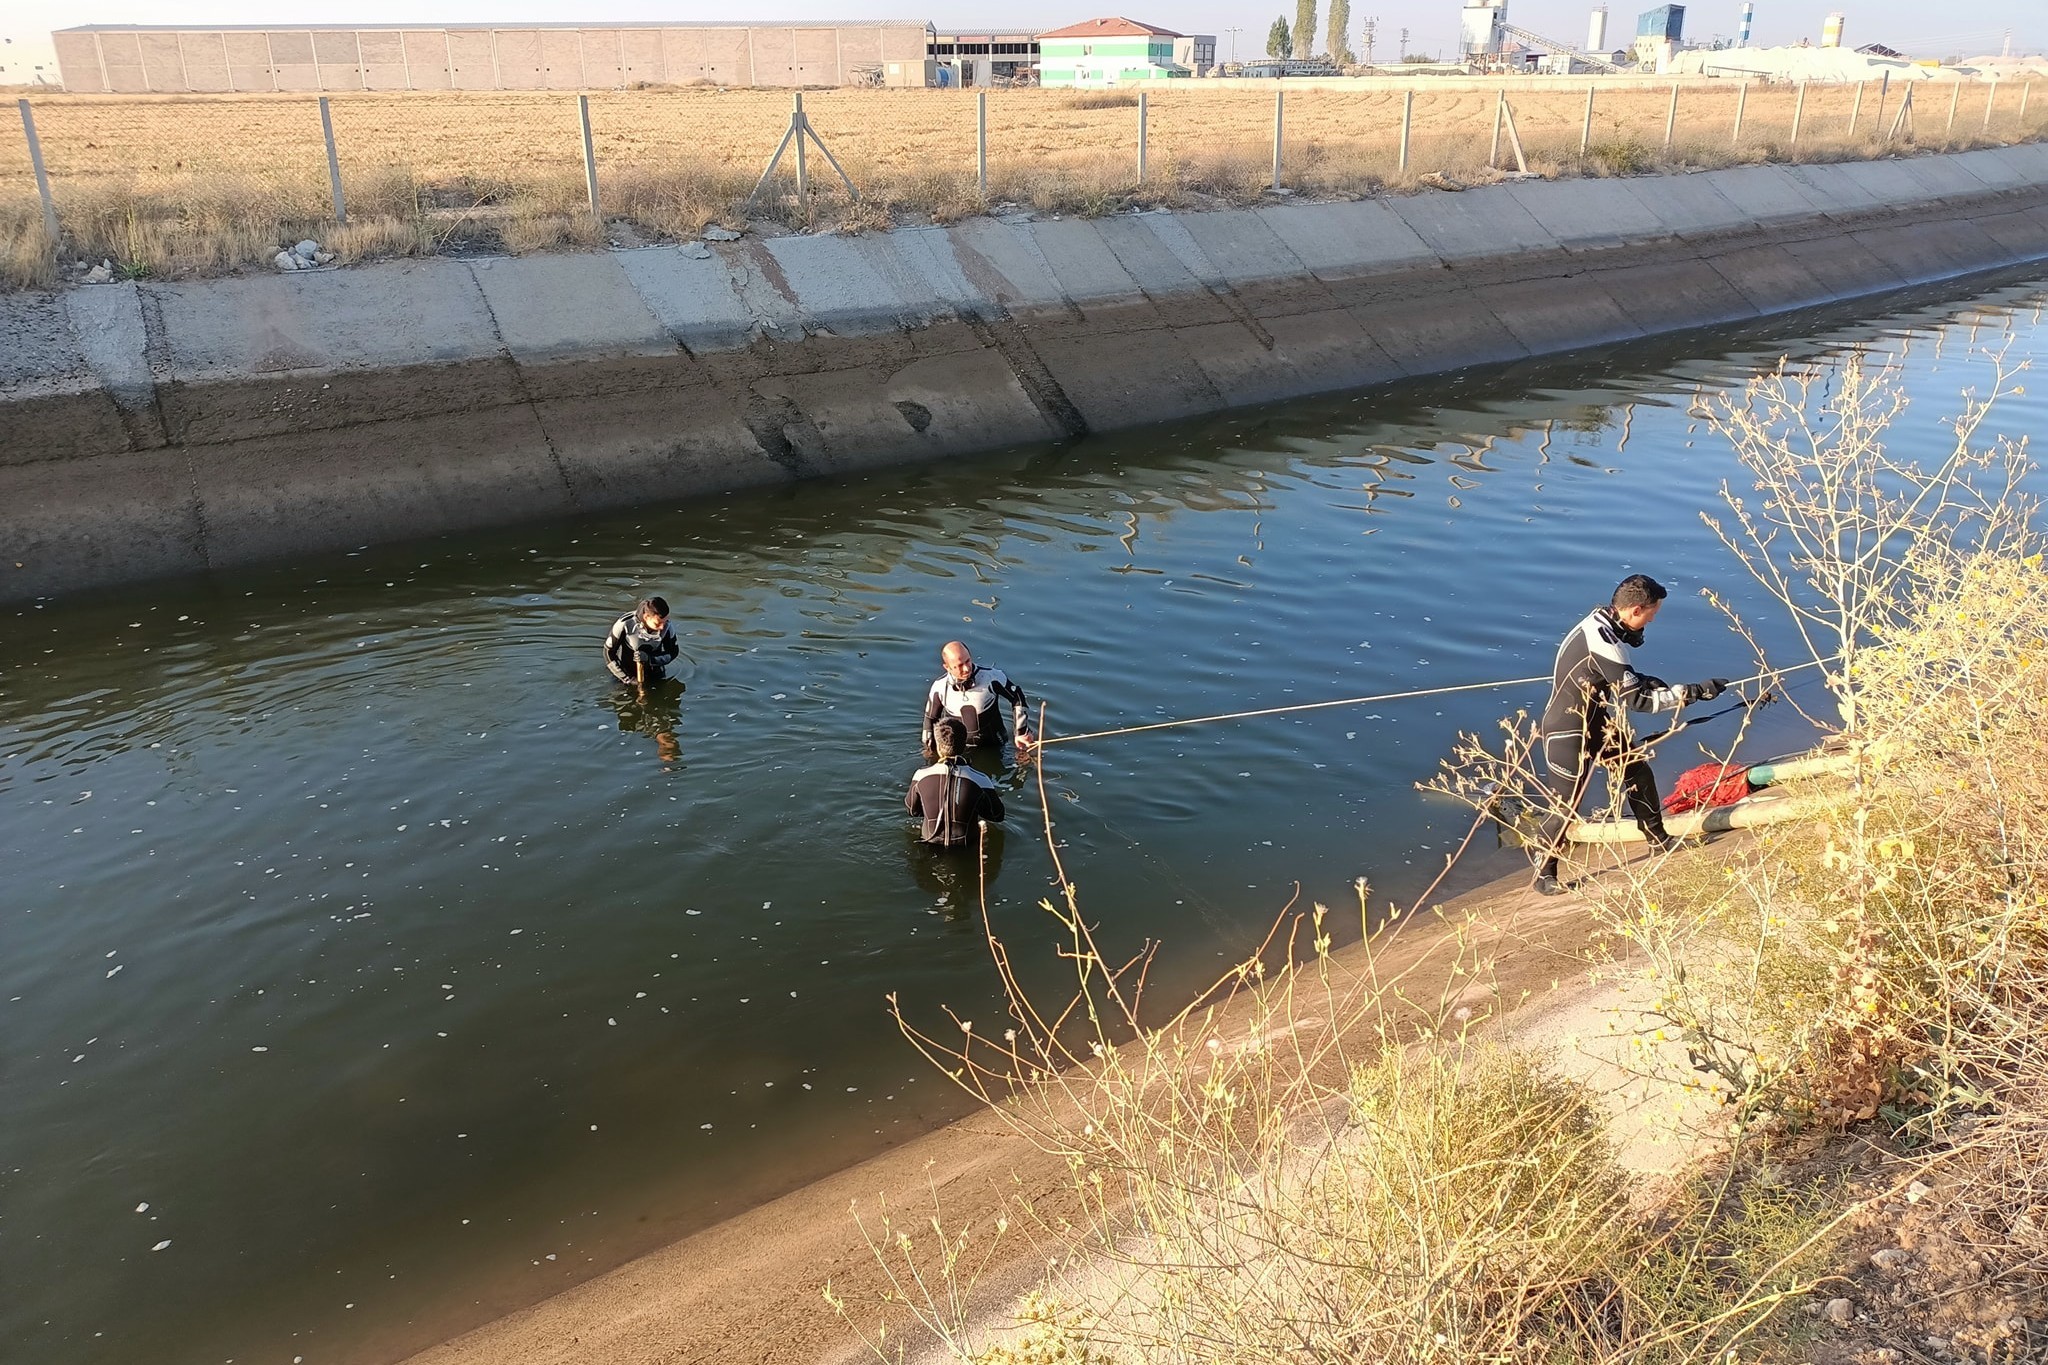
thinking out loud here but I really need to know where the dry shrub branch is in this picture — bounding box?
[837,342,2048,1362]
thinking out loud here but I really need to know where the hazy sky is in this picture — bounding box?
[4,0,2036,84]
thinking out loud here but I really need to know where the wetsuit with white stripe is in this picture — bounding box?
[603,611,679,685]
[921,666,1028,752]
[1532,606,1687,873]
[905,759,1006,847]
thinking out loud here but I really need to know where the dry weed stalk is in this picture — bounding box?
[834,716,1832,1361]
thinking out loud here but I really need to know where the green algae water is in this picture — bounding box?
[5,275,2046,1365]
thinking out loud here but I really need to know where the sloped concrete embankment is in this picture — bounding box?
[5,146,2048,603]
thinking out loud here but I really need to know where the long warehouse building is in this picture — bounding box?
[51,20,936,92]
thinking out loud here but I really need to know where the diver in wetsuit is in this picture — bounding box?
[906,718,1006,847]
[603,596,680,688]
[1530,574,1729,896]
[920,640,1035,761]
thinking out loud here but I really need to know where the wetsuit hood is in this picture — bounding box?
[1598,605,1645,650]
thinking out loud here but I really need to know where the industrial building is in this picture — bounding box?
[50,20,936,92]
[1036,17,1196,86]
[927,29,1040,86]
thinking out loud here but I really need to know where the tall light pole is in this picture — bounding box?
[1225,26,1242,61]
[1399,26,1409,61]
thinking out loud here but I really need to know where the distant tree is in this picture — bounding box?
[1266,15,1291,58]
[1327,0,1355,64]
[1294,0,1318,57]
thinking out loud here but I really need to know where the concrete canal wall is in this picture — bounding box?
[5,145,2048,602]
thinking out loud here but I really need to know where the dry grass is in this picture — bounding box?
[2,79,2042,286]
[821,337,2048,1365]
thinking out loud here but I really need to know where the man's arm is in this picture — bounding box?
[921,683,944,750]
[979,784,1005,825]
[1618,666,1691,713]
[906,777,924,816]
[603,617,632,677]
[991,673,1033,747]
[654,627,680,668]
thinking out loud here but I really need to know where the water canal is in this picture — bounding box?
[5,274,2045,1365]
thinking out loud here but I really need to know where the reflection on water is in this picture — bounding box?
[603,680,687,767]
[2,274,2044,1365]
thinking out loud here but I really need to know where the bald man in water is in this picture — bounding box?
[920,640,1035,762]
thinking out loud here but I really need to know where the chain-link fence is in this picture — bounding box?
[4,77,2044,287]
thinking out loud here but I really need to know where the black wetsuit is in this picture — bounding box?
[603,611,679,685]
[1532,606,1689,877]
[920,666,1028,752]
[905,759,1006,847]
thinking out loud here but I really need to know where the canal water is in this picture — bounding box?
[5,275,2044,1365]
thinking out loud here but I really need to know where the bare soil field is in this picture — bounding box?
[2,80,2041,287]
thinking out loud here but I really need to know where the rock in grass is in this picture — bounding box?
[293,239,321,258]
[274,251,302,271]
[84,263,114,284]
[1824,1297,1854,1327]
[1871,1247,1912,1270]
[702,226,741,241]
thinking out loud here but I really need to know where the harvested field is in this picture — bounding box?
[2,79,2042,287]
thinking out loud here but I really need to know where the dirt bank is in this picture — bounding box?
[398,856,1661,1365]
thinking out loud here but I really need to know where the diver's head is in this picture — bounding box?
[932,717,966,762]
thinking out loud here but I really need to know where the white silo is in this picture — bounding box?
[1820,10,1845,47]
[1460,0,1508,57]
[1587,6,1609,52]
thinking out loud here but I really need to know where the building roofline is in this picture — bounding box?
[1036,17,1184,39]
[56,20,934,33]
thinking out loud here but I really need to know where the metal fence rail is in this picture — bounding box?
[3,78,2042,284]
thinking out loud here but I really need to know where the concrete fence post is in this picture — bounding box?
[577,94,600,222]
[1136,89,1147,184]
[1398,89,1413,172]
[1580,83,1594,154]
[1947,82,1961,134]
[793,91,810,210]
[976,90,987,198]
[1489,89,1504,167]
[2022,79,2033,125]
[1732,80,1747,144]
[1271,87,1283,190]
[1847,79,1864,138]
[1791,81,1806,150]
[1984,78,1997,134]
[1874,70,1890,133]
[318,96,347,224]
[1663,82,1679,150]
[17,99,60,247]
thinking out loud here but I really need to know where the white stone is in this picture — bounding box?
[1824,1298,1854,1327]
[293,239,321,257]
[678,241,712,259]
[702,226,741,241]
[1905,1180,1931,1204]
[312,251,336,265]
[273,251,301,271]
[1871,1247,1912,1270]
[84,264,113,284]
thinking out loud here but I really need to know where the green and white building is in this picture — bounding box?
[1036,16,1190,86]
